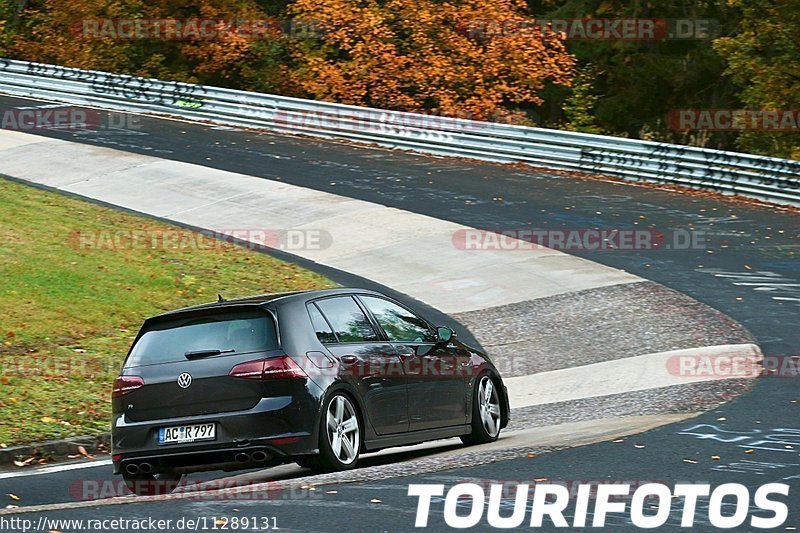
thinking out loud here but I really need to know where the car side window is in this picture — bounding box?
[314,296,380,342]
[307,303,337,343]
[360,296,436,343]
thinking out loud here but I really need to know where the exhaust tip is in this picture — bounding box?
[235,452,250,463]
[138,462,153,474]
[125,463,140,475]
[252,451,268,462]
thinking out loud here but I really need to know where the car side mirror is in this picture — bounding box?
[435,326,455,346]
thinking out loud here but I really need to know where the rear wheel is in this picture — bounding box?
[461,373,502,445]
[308,392,362,472]
[123,470,184,496]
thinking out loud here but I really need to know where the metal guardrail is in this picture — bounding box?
[1,58,798,207]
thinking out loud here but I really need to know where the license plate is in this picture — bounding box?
[158,423,215,445]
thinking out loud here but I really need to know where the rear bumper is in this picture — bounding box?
[112,386,322,475]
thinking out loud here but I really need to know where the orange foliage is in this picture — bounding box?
[8,0,274,83]
[287,0,575,121]
[6,0,574,120]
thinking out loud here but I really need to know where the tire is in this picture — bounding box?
[310,391,362,472]
[461,373,503,445]
[123,470,184,496]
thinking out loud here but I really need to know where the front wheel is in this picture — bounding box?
[123,470,184,496]
[461,373,503,445]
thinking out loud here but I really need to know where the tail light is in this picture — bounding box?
[112,376,144,398]
[229,356,307,380]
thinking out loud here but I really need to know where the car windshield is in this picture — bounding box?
[126,310,278,367]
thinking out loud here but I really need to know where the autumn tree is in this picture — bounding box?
[286,0,574,121]
[2,0,286,88]
[713,0,800,159]
[527,0,743,149]
[0,0,25,55]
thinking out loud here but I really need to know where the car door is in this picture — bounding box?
[357,295,468,431]
[312,296,409,435]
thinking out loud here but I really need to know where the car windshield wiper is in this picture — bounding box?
[184,348,235,359]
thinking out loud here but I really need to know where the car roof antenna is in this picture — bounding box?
[217,294,226,303]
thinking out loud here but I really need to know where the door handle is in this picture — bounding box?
[340,355,358,364]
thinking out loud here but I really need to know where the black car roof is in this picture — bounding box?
[148,287,383,320]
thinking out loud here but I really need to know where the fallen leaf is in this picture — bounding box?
[7,493,19,501]
[40,417,56,423]
[717,417,727,421]
[77,446,93,458]
[634,443,646,449]
[370,498,382,503]
[711,455,721,460]
[612,439,625,443]
[326,490,338,494]
[744,449,754,454]
[527,453,536,458]
[683,459,698,464]
[6,331,14,338]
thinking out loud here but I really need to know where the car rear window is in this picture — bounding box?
[308,303,337,343]
[126,309,278,367]
[314,296,379,342]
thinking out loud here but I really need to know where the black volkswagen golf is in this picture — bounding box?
[112,288,509,495]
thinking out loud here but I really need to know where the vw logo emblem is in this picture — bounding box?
[177,372,192,389]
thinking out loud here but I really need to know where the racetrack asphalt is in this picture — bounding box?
[0,96,797,531]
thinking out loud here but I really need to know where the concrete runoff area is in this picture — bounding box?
[0,129,761,448]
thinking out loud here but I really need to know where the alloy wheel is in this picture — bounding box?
[326,395,360,465]
[477,376,501,438]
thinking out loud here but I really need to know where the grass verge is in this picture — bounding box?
[0,177,334,446]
